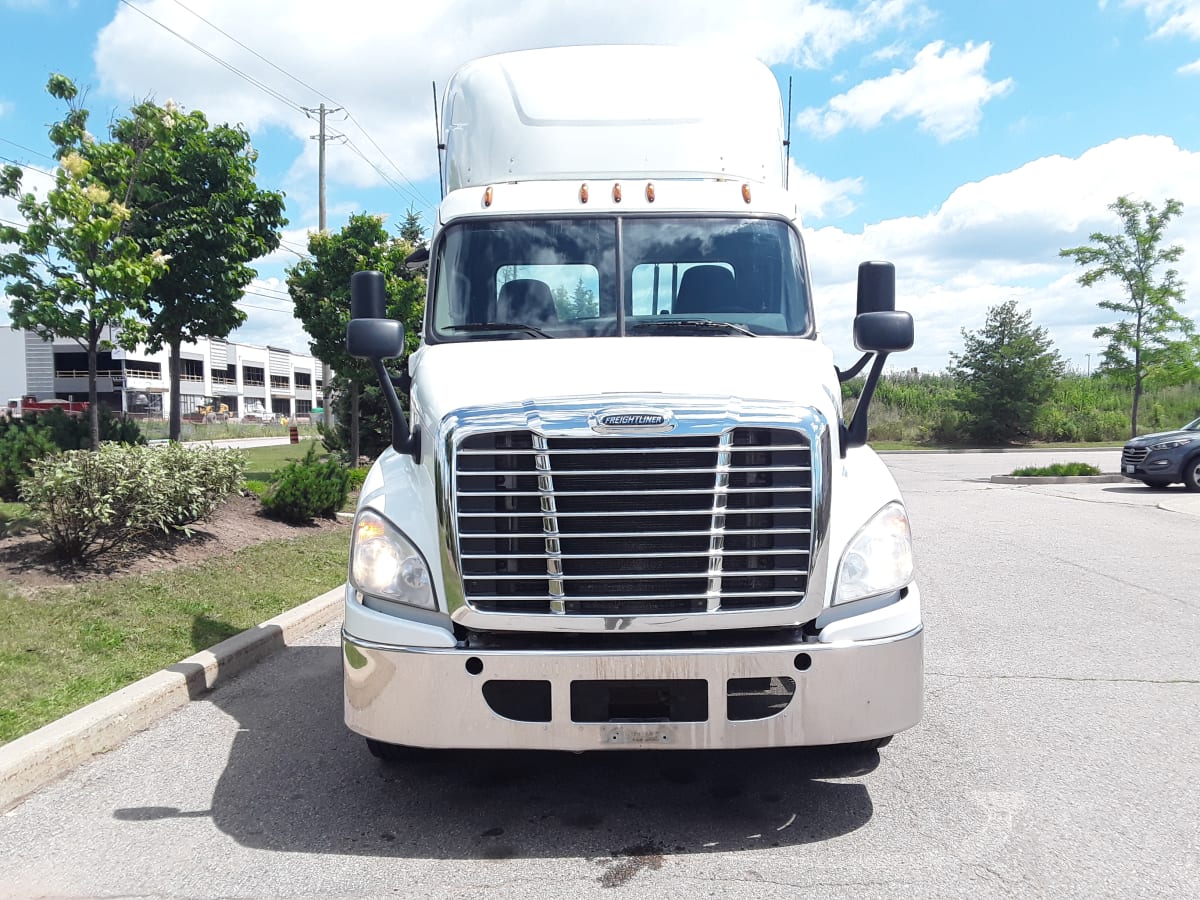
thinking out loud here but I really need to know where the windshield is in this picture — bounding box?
[429,216,811,341]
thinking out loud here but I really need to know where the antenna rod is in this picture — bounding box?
[432,81,444,200]
[784,76,793,189]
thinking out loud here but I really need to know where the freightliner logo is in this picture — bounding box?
[591,408,676,433]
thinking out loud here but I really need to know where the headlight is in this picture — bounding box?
[1150,437,1195,450]
[834,502,914,605]
[350,509,436,610]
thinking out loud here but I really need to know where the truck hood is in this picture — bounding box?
[409,336,842,428]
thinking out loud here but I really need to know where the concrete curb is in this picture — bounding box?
[989,474,1132,484]
[0,584,345,813]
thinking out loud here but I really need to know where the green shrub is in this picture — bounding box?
[19,443,246,561]
[0,421,57,500]
[149,443,246,528]
[1010,462,1101,477]
[21,445,160,560]
[26,406,146,450]
[261,444,351,523]
[346,466,370,492]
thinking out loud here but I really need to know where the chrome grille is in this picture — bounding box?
[454,428,813,615]
[1122,446,1149,465]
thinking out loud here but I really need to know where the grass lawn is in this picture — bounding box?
[240,439,323,482]
[0,528,348,746]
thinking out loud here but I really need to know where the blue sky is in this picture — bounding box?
[3,0,1200,374]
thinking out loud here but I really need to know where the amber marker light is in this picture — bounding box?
[356,518,386,543]
[580,183,589,203]
[646,183,656,202]
[612,183,622,203]
[742,183,752,204]
[483,186,494,207]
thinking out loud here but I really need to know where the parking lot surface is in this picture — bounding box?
[1,450,1197,898]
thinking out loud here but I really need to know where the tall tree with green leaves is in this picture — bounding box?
[286,213,424,463]
[1060,197,1198,437]
[949,300,1065,445]
[0,75,167,450]
[110,100,286,441]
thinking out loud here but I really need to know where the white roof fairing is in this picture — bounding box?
[440,45,787,193]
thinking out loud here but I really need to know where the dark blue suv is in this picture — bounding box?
[1122,416,1200,490]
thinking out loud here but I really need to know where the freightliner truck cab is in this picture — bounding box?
[342,45,921,756]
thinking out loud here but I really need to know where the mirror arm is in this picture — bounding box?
[841,351,888,456]
[836,353,872,383]
[373,357,421,462]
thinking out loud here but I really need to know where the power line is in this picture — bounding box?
[0,156,56,181]
[0,136,56,163]
[342,136,427,210]
[165,0,340,107]
[116,0,307,115]
[342,109,436,207]
[165,0,434,207]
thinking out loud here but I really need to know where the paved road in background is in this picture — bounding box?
[2,451,1198,898]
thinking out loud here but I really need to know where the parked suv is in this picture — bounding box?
[1121,416,1200,490]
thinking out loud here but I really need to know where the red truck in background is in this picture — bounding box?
[4,395,89,419]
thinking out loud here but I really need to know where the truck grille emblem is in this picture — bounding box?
[591,408,675,433]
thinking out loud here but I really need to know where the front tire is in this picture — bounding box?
[837,735,893,753]
[365,737,421,762]
[1183,455,1200,492]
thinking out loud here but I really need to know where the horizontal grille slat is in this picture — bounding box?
[454,425,814,616]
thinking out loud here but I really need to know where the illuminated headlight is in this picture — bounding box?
[350,509,436,610]
[1150,437,1195,450]
[834,502,914,605]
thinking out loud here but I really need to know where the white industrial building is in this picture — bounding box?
[0,325,327,421]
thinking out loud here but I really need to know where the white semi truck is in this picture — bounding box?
[342,45,921,756]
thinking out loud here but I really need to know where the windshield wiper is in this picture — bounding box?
[445,323,553,339]
[629,319,758,337]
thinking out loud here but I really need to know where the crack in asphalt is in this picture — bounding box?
[928,671,1200,686]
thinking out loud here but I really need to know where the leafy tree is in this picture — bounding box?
[110,100,287,442]
[1060,197,1199,437]
[0,75,167,450]
[286,213,424,463]
[949,300,1065,445]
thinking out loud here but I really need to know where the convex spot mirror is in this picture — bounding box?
[346,270,406,360]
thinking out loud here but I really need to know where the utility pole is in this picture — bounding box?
[319,103,330,429]
[307,102,342,429]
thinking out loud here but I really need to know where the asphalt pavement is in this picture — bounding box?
[1,450,1197,898]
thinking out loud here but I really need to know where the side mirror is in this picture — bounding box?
[346,270,419,459]
[854,310,914,354]
[347,270,405,360]
[404,245,430,271]
[843,260,913,454]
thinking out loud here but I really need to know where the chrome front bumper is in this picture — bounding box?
[344,625,923,751]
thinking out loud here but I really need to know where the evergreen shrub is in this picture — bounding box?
[261,443,350,523]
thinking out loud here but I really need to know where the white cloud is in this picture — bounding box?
[788,160,863,220]
[1122,0,1200,71]
[93,0,927,197]
[797,40,1013,142]
[804,135,1200,373]
[0,100,12,118]
[1124,0,1200,39]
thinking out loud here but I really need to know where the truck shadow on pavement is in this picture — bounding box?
[114,643,878,864]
